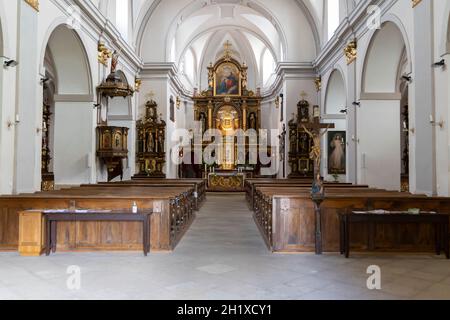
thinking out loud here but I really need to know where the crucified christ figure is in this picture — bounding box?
[301,124,332,170]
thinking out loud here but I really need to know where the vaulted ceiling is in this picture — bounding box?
[134,0,320,91]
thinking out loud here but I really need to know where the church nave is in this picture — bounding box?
[1,194,450,300]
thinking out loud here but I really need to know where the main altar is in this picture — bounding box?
[191,42,264,191]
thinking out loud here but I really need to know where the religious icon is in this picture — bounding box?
[199,112,207,133]
[147,132,155,153]
[214,62,240,96]
[328,131,346,174]
[114,132,122,148]
[248,112,257,130]
[298,99,310,123]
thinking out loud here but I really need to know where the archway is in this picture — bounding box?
[358,21,410,191]
[324,69,347,182]
[42,24,93,188]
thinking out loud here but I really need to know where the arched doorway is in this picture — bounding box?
[41,24,93,188]
[359,21,410,191]
[324,69,347,182]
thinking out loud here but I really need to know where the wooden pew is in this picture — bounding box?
[252,184,450,255]
[81,180,205,211]
[129,178,207,208]
[246,180,363,211]
[0,185,195,253]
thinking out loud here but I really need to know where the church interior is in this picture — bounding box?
[1,0,450,301]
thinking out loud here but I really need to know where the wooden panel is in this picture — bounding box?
[18,211,45,256]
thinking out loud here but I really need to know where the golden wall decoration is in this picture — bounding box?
[314,77,322,92]
[98,41,112,66]
[25,0,39,12]
[412,0,422,8]
[344,40,357,65]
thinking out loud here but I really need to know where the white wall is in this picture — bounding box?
[357,100,401,191]
[53,102,94,185]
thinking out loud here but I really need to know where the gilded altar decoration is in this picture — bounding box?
[208,174,244,191]
[344,40,357,65]
[193,41,262,174]
[41,100,54,191]
[25,0,39,11]
[136,100,166,178]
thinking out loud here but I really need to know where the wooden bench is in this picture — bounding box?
[262,189,450,254]
[1,185,196,253]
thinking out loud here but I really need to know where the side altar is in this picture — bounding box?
[191,42,266,186]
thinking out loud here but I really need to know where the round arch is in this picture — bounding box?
[39,23,95,187]
[361,14,412,94]
[39,20,93,95]
[324,68,347,115]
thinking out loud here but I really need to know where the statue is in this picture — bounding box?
[311,173,325,196]
[302,125,328,170]
[249,113,257,130]
[147,132,155,153]
[110,50,119,74]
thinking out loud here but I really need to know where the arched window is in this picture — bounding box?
[327,0,340,40]
[116,0,129,41]
[262,49,275,86]
[184,49,195,84]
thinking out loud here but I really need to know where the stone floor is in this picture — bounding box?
[1,193,450,300]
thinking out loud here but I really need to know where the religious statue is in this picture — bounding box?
[110,50,119,74]
[311,174,325,196]
[147,132,155,153]
[249,113,257,130]
[199,113,207,133]
[302,125,329,170]
[157,131,164,153]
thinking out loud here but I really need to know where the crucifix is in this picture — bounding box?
[278,124,287,178]
[146,90,156,102]
[301,112,335,180]
[223,40,232,60]
[300,108,335,255]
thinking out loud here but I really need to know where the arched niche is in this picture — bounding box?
[358,20,410,191]
[324,69,346,115]
[362,22,407,94]
[45,25,91,95]
[42,24,94,187]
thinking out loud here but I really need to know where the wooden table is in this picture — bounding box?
[339,211,449,258]
[44,210,152,256]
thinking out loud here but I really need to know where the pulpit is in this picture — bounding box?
[96,126,129,181]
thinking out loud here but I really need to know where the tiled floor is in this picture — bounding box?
[1,193,450,300]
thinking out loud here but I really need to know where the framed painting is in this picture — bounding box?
[214,62,241,96]
[328,131,346,175]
